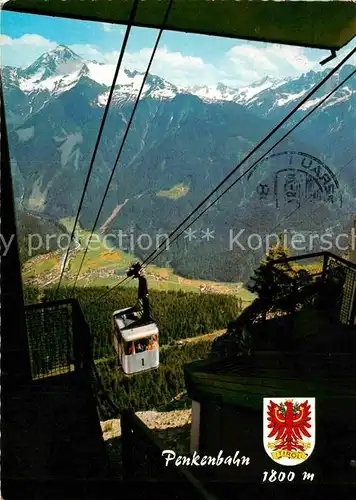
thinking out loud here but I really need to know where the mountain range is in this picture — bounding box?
[3,45,356,282]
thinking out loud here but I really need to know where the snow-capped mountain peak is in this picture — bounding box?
[97,70,180,106]
[10,44,295,108]
[51,45,80,60]
[23,44,81,75]
[186,82,241,104]
[4,45,355,119]
[250,75,282,87]
[18,45,85,94]
[185,76,290,105]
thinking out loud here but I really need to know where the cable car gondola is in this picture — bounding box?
[112,263,159,375]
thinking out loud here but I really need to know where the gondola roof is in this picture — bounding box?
[120,323,159,342]
[3,0,356,51]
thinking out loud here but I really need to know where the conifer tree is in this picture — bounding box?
[248,236,294,321]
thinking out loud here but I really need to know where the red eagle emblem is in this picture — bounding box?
[267,399,312,452]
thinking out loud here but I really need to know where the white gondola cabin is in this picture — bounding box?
[112,307,159,375]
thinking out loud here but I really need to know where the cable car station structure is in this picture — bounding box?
[1,1,356,499]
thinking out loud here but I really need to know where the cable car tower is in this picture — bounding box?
[112,262,159,375]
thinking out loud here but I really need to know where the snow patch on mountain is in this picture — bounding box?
[53,131,83,168]
[16,126,35,142]
[235,77,288,103]
[188,83,238,103]
[97,83,150,106]
[18,71,45,92]
[187,77,289,105]
[97,72,179,106]
[322,86,355,110]
[19,63,88,94]
[275,90,306,106]
[2,66,20,85]
[86,62,116,86]
[299,86,355,111]
[150,86,177,100]
[299,96,323,111]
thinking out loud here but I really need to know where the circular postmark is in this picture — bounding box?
[247,151,342,210]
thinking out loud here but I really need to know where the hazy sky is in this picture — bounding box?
[1,11,355,87]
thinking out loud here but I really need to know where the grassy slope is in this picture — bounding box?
[22,218,256,300]
[22,217,324,298]
[156,183,190,199]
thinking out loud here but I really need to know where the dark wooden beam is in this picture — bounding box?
[3,0,356,51]
[1,74,32,388]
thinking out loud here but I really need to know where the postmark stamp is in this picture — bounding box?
[248,151,342,210]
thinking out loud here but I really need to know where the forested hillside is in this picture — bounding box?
[24,286,243,346]
[7,46,355,283]
[17,211,68,265]
[23,286,243,417]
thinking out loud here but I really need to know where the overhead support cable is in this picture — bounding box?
[71,0,175,294]
[91,46,355,304]
[141,67,356,268]
[272,150,356,233]
[222,147,356,281]
[138,46,356,267]
[55,0,140,296]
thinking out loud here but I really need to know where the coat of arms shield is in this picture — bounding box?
[263,397,315,466]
